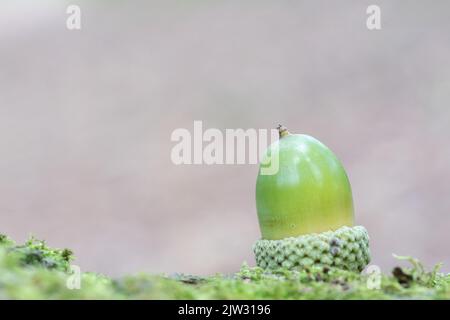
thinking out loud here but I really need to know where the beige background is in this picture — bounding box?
[1,0,449,276]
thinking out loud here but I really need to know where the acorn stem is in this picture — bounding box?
[277,124,290,139]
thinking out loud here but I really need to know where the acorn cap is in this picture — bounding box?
[253,225,370,272]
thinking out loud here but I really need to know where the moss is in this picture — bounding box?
[0,234,448,299]
[5,236,73,272]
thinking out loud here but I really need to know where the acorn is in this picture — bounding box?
[253,125,370,272]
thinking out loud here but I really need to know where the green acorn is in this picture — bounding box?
[253,126,370,272]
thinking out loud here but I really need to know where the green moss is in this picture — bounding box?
[5,236,73,272]
[0,234,448,299]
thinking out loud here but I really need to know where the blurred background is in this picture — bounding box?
[1,0,449,276]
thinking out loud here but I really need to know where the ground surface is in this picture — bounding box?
[0,235,448,299]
